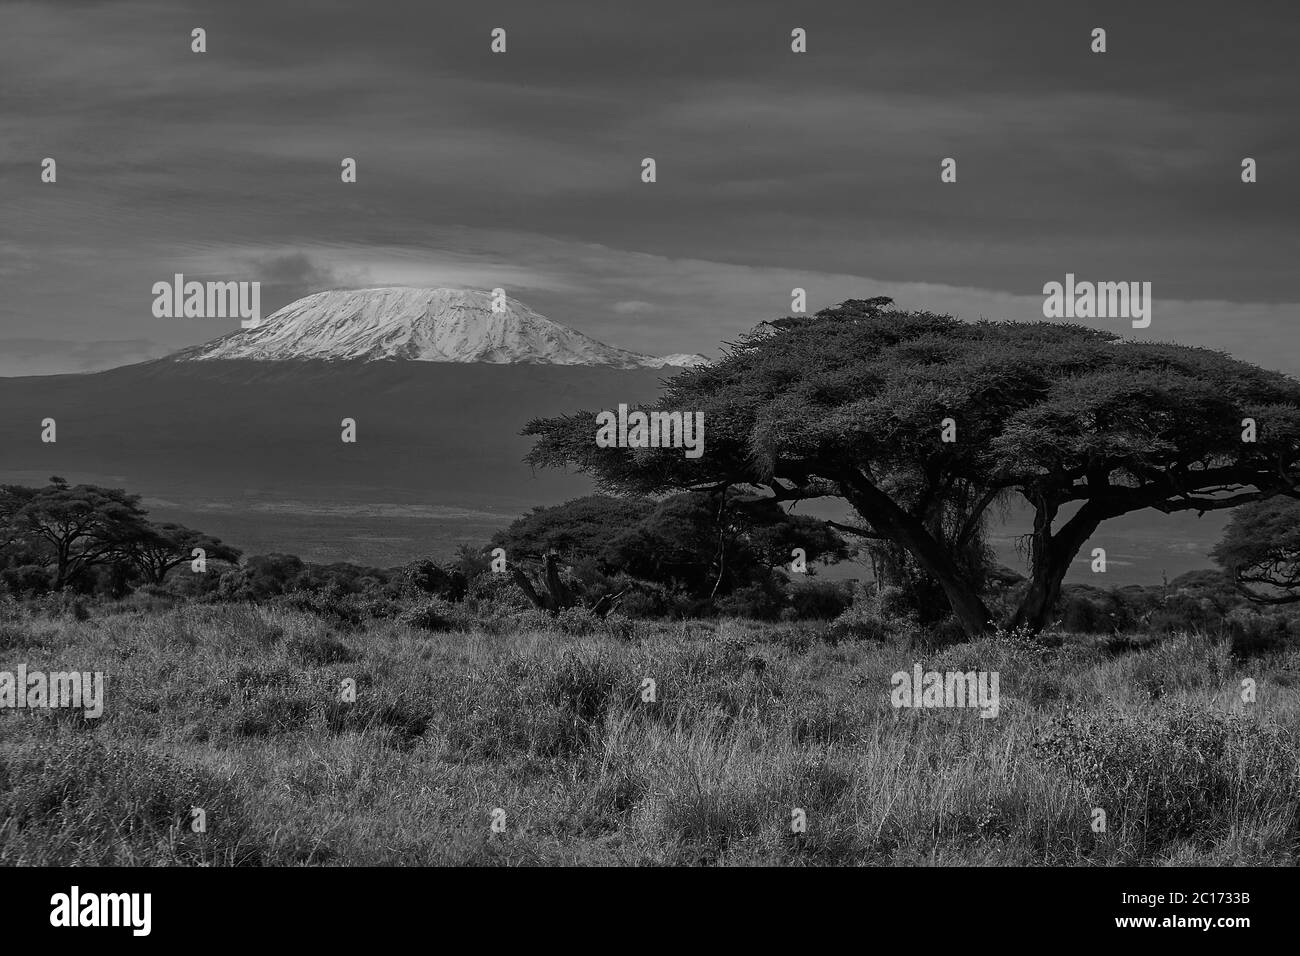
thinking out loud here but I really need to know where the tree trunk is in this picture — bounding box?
[1010,500,1105,632]
[510,565,546,610]
[54,540,71,590]
[842,475,993,639]
[543,551,575,610]
[511,551,575,614]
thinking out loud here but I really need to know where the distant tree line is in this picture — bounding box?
[0,477,854,622]
[0,477,239,596]
[5,468,1299,636]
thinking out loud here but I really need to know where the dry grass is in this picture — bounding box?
[2,599,1298,865]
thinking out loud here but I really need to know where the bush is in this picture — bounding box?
[619,584,707,620]
[607,579,677,619]
[401,559,468,601]
[787,579,853,621]
[554,605,603,635]
[1056,584,1145,633]
[1,564,51,596]
[823,585,920,645]
[465,572,534,615]
[277,584,403,628]
[714,578,787,621]
[30,591,91,621]
[598,612,640,641]
[1149,594,1226,635]
[1225,607,1294,657]
[397,597,462,632]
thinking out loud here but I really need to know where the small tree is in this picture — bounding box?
[2,477,153,589]
[125,522,241,585]
[1212,498,1300,604]
[491,496,654,563]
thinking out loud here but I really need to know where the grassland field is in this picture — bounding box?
[2,595,1298,867]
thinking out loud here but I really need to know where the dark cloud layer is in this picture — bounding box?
[1,0,1296,371]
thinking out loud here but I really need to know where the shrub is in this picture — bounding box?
[599,612,641,641]
[714,578,787,621]
[1,564,51,596]
[554,605,603,635]
[29,591,91,621]
[1056,584,1145,633]
[397,597,462,632]
[1224,607,1294,658]
[278,585,403,628]
[1058,592,1110,633]
[787,579,853,621]
[609,580,677,619]
[401,559,468,601]
[823,585,920,645]
[1148,593,1226,635]
[465,572,534,615]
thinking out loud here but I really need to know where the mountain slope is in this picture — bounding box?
[173,287,707,368]
[0,359,675,563]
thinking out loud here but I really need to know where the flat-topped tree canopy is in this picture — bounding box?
[524,298,1300,637]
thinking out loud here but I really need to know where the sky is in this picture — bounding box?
[1,0,1297,375]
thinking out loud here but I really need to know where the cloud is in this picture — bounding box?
[612,300,660,315]
[0,338,169,377]
[226,250,369,311]
[2,0,1296,371]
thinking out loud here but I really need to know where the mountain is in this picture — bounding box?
[173,287,708,368]
[0,288,714,564]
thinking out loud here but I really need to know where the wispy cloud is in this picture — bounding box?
[0,338,169,377]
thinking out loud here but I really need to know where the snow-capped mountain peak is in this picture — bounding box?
[173,287,708,369]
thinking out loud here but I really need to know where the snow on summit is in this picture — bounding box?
[175,287,707,368]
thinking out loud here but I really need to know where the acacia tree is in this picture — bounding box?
[523,298,1300,637]
[124,522,242,585]
[1211,497,1300,603]
[0,484,38,552]
[2,477,152,588]
[492,496,655,563]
